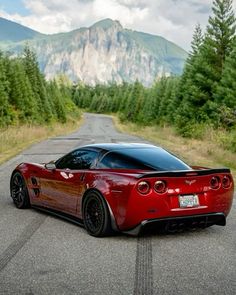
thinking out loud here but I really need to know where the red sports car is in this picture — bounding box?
[10,143,234,237]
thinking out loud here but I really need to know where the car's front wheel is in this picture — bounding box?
[83,191,112,237]
[10,171,31,209]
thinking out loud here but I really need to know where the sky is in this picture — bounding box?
[0,0,236,51]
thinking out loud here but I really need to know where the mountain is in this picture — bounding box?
[0,18,188,86]
[0,17,42,42]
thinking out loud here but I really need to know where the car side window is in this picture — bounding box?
[56,150,98,170]
[97,152,150,170]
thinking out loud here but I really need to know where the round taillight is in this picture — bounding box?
[222,175,231,189]
[154,180,167,194]
[210,176,220,189]
[137,181,150,194]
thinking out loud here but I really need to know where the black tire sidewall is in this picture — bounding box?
[10,172,30,209]
[83,191,111,237]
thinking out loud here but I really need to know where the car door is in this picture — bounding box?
[39,149,98,216]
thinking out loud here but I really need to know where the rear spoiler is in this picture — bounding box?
[137,168,231,179]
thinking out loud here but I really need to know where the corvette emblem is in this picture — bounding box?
[185,179,196,185]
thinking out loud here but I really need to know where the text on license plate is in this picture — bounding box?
[179,194,199,208]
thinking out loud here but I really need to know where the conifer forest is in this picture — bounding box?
[1,0,236,152]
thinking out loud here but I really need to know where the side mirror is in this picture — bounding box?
[45,162,56,170]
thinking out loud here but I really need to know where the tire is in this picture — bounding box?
[83,191,112,237]
[10,171,31,209]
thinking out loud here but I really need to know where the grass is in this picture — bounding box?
[0,115,83,165]
[1,112,235,180]
[113,117,236,178]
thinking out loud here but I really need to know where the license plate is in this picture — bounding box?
[179,194,199,208]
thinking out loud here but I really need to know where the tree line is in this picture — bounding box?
[0,46,76,127]
[73,0,236,147]
[1,0,235,154]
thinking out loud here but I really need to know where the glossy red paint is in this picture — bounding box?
[12,162,234,232]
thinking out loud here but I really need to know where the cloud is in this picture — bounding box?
[0,0,235,50]
[92,0,148,26]
[130,0,212,50]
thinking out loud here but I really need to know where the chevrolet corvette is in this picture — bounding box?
[10,143,234,236]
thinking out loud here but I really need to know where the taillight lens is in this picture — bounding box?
[137,181,150,194]
[210,176,220,189]
[154,180,167,194]
[222,175,231,189]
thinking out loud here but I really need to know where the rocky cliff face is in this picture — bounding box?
[1,18,188,86]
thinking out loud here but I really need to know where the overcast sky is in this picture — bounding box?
[0,0,236,51]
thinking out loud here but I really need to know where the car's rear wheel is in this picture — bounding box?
[10,172,30,209]
[83,191,112,237]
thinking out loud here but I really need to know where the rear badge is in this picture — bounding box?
[185,179,196,185]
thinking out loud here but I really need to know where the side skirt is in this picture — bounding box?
[32,205,84,227]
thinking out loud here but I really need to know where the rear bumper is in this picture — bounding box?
[123,213,226,236]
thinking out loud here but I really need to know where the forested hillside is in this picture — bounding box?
[73,0,236,152]
[1,0,235,157]
[0,47,76,127]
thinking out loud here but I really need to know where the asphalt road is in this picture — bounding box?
[0,113,235,295]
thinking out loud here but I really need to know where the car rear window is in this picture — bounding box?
[98,148,191,171]
[98,151,150,170]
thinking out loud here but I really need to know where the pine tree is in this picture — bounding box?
[118,83,132,113]
[89,93,100,111]
[48,80,67,123]
[136,89,148,124]
[175,0,236,135]
[174,24,207,135]
[82,86,94,109]
[55,75,76,113]
[97,93,109,113]
[7,60,37,122]
[165,77,181,124]
[215,39,236,127]
[0,53,12,126]
[158,78,173,123]
[123,81,144,122]
[152,78,167,124]
[23,45,53,122]
[176,23,204,116]
[138,87,157,125]
[188,24,203,62]
[200,0,236,96]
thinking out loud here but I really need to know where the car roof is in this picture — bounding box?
[82,143,161,152]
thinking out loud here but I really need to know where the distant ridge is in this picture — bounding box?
[0,17,42,42]
[0,17,188,85]
[91,18,123,30]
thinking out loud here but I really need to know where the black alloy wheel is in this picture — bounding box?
[10,172,30,209]
[83,191,112,237]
